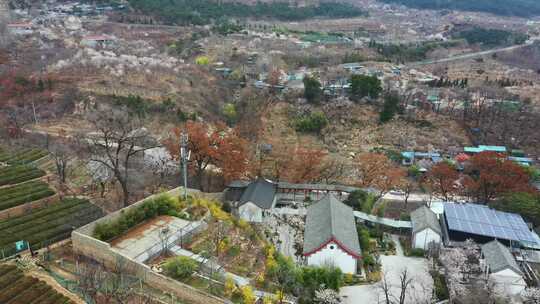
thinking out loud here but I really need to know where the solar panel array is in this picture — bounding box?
[444,203,537,244]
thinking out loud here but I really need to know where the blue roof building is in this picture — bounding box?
[464,145,507,154]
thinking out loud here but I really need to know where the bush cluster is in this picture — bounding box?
[163,256,199,281]
[294,111,328,134]
[93,194,184,241]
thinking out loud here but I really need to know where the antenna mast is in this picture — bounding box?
[180,132,190,200]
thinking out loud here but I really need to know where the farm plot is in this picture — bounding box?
[0,198,104,257]
[0,164,46,186]
[0,264,76,304]
[0,180,55,211]
[0,148,48,165]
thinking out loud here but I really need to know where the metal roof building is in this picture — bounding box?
[443,203,538,248]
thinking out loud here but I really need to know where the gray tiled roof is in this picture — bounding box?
[303,194,361,257]
[481,240,522,275]
[238,177,276,209]
[411,206,441,235]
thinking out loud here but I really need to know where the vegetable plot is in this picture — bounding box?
[0,198,104,256]
[0,264,76,304]
[0,180,55,211]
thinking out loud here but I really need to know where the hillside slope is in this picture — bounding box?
[379,0,540,17]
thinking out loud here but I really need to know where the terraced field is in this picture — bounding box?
[0,148,48,165]
[0,180,55,212]
[0,264,76,304]
[0,198,104,257]
[0,165,46,186]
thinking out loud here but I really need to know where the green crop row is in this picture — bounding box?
[0,198,104,253]
[0,165,46,186]
[0,148,48,165]
[0,180,55,211]
[0,264,75,304]
[0,205,102,246]
[0,198,84,230]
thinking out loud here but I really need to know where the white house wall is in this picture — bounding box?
[239,202,263,223]
[413,228,441,250]
[307,241,357,274]
[490,269,527,296]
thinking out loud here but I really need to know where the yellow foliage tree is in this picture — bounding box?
[241,285,256,304]
[224,276,236,298]
[275,290,285,304]
[195,56,210,65]
[263,295,275,304]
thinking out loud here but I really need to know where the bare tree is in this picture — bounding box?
[378,271,392,304]
[81,105,159,207]
[47,130,74,184]
[397,269,413,304]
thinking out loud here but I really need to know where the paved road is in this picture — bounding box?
[409,39,537,67]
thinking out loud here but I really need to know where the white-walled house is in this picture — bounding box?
[303,194,361,274]
[481,240,527,296]
[236,178,277,223]
[411,206,442,250]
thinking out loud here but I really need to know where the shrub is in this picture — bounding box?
[221,201,232,213]
[379,92,400,123]
[163,256,199,280]
[222,103,238,125]
[195,56,210,65]
[358,228,371,253]
[224,275,236,298]
[93,194,182,241]
[409,248,425,257]
[294,111,328,134]
[240,285,256,304]
[430,270,449,300]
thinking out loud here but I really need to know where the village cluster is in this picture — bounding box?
[2,0,540,303]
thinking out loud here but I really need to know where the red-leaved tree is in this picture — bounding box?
[424,162,459,201]
[165,121,249,190]
[463,152,533,203]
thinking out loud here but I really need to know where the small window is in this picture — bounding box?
[329,245,335,250]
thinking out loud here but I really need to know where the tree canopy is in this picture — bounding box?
[350,75,382,101]
[127,0,366,25]
[303,76,322,104]
[380,0,540,18]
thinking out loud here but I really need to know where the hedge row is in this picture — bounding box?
[0,264,75,304]
[0,198,104,253]
[93,194,184,241]
[0,165,46,186]
[0,180,55,211]
[0,148,48,165]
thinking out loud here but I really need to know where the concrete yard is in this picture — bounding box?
[340,255,433,304]
[111,215,191,263]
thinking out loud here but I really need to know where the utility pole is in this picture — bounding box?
[180,132,190,200]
